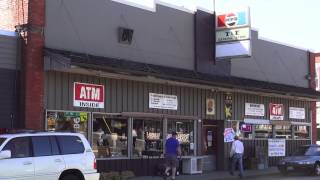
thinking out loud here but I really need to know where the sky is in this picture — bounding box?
[215,0,319,52]
[112,0,319,52]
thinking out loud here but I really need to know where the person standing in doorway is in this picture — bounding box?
[230,135,244,178]
[165,131,181,180]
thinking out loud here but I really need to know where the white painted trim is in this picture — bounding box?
[156,1,196,14]
[111,0,156,12]
[111,0,215,14]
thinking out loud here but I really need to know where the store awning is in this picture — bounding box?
[44,48,320,100]
[244,118,270,124]
[270,120,291,126]
[291,121,311,126]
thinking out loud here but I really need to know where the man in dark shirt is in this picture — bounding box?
[165,131,181,180]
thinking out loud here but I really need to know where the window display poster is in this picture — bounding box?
[239,122,252,132]
[224,94,232,120]
[224,128,235,143]
[245,103,265,117]
[206,99,215,115]
[289,107,305,120]
[149,93,178,110]
[268,139,285,157]
[269,103,284,120]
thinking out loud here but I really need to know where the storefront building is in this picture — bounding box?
[44,47,317,173]
[1,0,320,175]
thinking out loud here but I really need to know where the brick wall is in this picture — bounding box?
[0,0,45,130]
[0,0,28,31]
[23,0,45,130]
[310,52,320,144]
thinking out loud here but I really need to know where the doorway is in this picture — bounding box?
[202,120,218,171]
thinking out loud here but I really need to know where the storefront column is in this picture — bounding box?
[22,0,45,130]
[163,117,167,154]
[128,117,133,158]
[311,102,317,144]
[197,119,202,156]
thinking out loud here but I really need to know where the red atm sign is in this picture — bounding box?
[269,103,284,120]
[73,82,104,108]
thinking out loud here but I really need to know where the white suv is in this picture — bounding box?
[0,132,100,180]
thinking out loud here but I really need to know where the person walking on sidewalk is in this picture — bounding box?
[165,131,181,180]
[230,135,244,178]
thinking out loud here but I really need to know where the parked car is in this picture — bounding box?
[278,144,320,176]
[0,131,100,180]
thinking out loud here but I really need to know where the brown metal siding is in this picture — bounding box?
[46,72,314,172]
[45,71,211,117]
[45,71,312,122]
[223,139,310,169]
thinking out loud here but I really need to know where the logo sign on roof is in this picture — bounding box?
[215,7,251,59]
[216,9,250,29]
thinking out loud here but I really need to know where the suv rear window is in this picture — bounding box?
[57,136,84,155]
[0,138,5,147]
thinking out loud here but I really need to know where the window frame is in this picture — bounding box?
[56,135,85,155]
[293,125,311,140]
[131,118,164,158]
[91,114,129,159]
[3,137,33,159]
[0,138,6,147]
[31,136,54,157]
[167,119,197,157]
[45,110,90,138]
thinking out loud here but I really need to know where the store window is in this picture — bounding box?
[239,122,253,139]
[294,125,310,139]
[132,119,163,157]
[254,124,273,139]
[92,116,128,158]
[46,111,89,137]
[275,125,292,139]
[228,121,272,139]
[167,120,195,156]
[3,137,31,158]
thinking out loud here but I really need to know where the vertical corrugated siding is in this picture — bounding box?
[46,72,208,115]
[223,139,310,169]
[0,35,19,70]
[45,72,312,122]
[46,72,314,171]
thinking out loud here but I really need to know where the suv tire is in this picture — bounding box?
[314,163,320,176]
[61,174,80,180]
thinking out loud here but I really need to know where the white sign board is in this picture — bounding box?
[289,107,305,120]
[268,139,286,157]
[149,93,178,110]
[216,40,251,59]
[245,103,265,117]
[216,27,250,43]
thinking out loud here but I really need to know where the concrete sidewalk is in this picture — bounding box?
[131,167,279,180]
